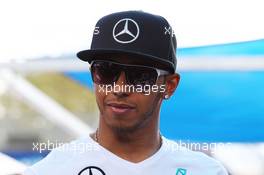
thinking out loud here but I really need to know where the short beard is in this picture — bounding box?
[109,92,163,142]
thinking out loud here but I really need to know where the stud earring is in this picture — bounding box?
[164,94,169,99]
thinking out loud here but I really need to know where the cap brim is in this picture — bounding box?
[77,49,175,73]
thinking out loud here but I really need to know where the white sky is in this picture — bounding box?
[0,0,263,61]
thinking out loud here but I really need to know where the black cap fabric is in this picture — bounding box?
[77,11,177,73]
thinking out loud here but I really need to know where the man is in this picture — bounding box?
[23,11,228,175]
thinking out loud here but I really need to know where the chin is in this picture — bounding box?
[101,110,151,134]
[107,118,143,134]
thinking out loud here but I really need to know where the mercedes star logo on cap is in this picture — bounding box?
[112,18,139,44]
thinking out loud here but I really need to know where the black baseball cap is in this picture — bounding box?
[77,10,177,73]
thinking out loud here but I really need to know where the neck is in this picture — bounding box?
[92,119,162,163]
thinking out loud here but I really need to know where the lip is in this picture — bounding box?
[106,102,136,114]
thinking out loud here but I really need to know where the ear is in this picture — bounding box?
[164,73,180,99]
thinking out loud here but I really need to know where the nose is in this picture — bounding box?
[113,71,130,98]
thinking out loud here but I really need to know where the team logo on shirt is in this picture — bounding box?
[176,168,187,175]
[78,166,106,175]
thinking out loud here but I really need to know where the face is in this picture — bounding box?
[92,56,180,133]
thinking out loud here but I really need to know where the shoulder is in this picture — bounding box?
[23,136,98,175]
[162,137,228,174]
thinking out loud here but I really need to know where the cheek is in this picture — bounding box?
[136,92,162,113]
[94,85,106,111]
